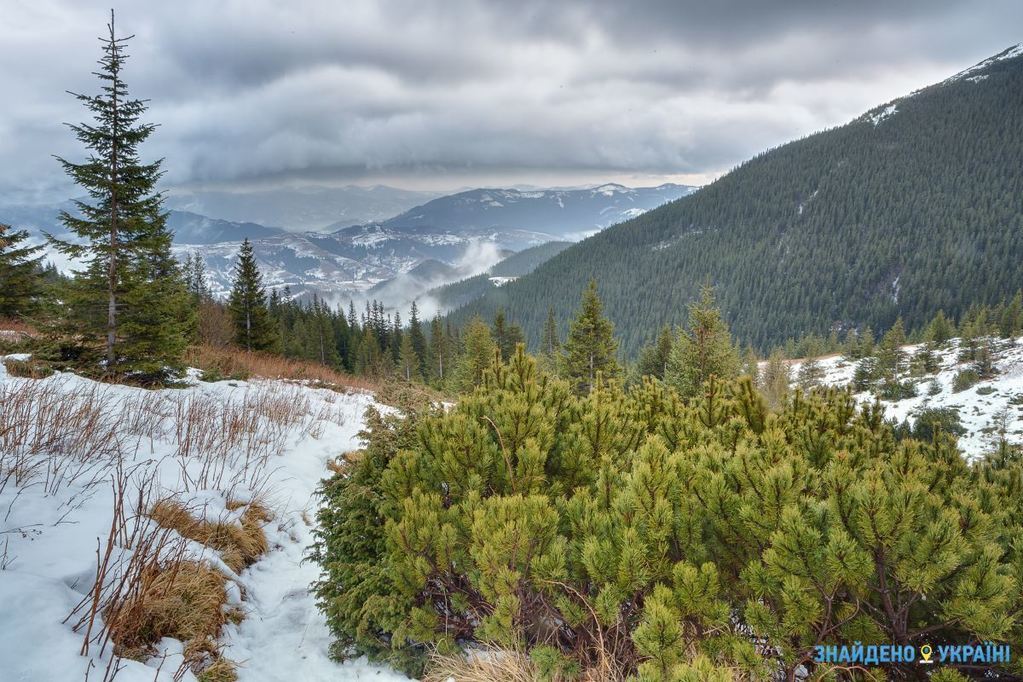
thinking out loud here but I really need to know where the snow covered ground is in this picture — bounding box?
[788,337,1023,458]
[0,361,409,681]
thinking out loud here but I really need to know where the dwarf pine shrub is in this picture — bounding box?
[311,347,1023,680]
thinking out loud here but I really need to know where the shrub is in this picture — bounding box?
[311,349,1023,680]
[977,385,996,396]
[952,368,981,392]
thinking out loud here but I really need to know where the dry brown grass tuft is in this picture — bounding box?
[149,498,272,573]
[185,343,377,392]
[110,559,238,680]
[196,655,239,682]
[423,649,539,682]
[111,561,228,653]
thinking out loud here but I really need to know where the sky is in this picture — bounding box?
[1,0,1021,203]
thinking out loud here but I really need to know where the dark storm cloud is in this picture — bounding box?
[1,0,1020,201]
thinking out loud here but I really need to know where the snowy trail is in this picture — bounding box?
[220,389,407,681]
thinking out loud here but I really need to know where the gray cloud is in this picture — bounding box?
[1,0,1020,202]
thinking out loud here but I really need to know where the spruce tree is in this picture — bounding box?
[665,286,739,398]
[796,338,825,390]
[0,223,44,318]
[1000,291,1022,339]
[183,252,211,303]
[48,12,188,374]
[397,334,421,382]
[493,308,524,360]
[117,229,193,376]
[926,310,956,344]
[228,239,273,352]
[540,305,560,357]
[453,315,496,391]
[759,349,791,410]
[876,317,907,384]
[635,325,673,380]
[408,301,428,377]
[428,315,447,384]
[561,279,620,394]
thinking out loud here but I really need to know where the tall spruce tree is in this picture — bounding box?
[0,224,44,318]
[48,12,189,374]
[665,286,739,398]
[453,315,497,391]
[876,316,907,384]
[562,279,620,394]
[540,305,560,357]
[408,301,428,377]
[635,325,673,381]
[493,308,525,361]
[926,310,956,344]
[397,334,421,382]
[228,239,273,351]
[428,315,448,384]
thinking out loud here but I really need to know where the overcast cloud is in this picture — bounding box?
[1,0,1020,202]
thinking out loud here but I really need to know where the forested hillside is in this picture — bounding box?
[451,46,1023,356]
[426,241,572,310]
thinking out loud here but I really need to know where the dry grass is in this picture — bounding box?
[0,378,127,494]
[112,559,238,680]
[0,317,39,334]
[113,561,229,650]
[67,463,237,681]
[149,498,272,574]
[185,343,377,392]
[423,649,539,682]
[196,656,239,681]
[3,357,54,378]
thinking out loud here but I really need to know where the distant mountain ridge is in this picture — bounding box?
[164,185,440,231]
[367,183,696,240]
[448,44,1023,356]
[166,211,285,244]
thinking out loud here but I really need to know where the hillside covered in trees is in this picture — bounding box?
[450,46,1023,356]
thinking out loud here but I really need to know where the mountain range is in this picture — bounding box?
[357,183,696,240]
[1,182,693,310]
[163,185,440,232]
[448,44,1023,356]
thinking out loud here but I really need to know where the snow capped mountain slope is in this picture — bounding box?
[944,43,1023,84]
[374,183,697,239]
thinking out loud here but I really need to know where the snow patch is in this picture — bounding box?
[0,365,406,681]
[784,336,1023,459]
[867,104,898,126]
